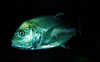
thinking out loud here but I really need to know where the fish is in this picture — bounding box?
[11,13,77,50]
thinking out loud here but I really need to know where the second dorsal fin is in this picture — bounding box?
[55,13,64,17]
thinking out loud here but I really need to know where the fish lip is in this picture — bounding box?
[11,41,26,48]
[13,46,27,50]
[12,45,31,50]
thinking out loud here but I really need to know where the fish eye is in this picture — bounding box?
[19,30,25,36]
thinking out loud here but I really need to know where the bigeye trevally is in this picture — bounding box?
[11,13,77,50]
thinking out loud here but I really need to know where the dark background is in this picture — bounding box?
[1,0,100,62]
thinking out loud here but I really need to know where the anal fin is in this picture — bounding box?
[61,45,70,49]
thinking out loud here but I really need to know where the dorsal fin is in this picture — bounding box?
[55,13,64,17]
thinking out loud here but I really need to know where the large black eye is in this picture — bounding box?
[19,30,25,36]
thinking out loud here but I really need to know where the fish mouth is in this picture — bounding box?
[12,43,33,50]
[11,41,29,50]
[12,46,32,50]
[11,36,41,50]
[11,41,38,50]
[12,46,26,50]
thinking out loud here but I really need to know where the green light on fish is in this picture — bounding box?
[11,13,77,50]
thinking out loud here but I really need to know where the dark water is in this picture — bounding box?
[1,0,100,62]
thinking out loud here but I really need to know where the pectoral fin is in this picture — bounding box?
[42,24,61,42]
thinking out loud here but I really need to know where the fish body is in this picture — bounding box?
[11,13,77,50]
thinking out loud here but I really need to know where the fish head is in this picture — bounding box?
[11,21,39,50]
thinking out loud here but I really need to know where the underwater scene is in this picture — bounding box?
[1,0,100,62]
